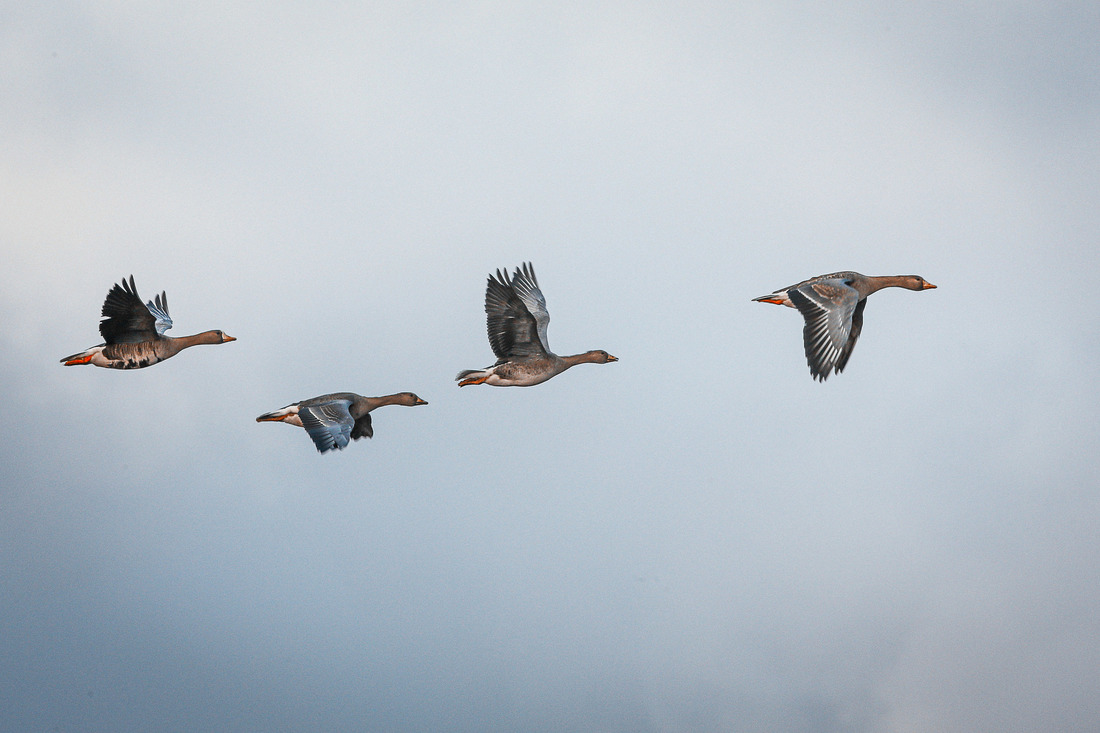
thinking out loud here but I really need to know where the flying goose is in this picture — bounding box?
[256,392,428,454]
[61,275,235,369]
[456,262,617,387]
[753,271,935,380]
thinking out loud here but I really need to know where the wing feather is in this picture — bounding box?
[351,413,374,440]
[484,262,549,360]
[298,400,354,453]
[99,275,159,344]
[144,291,173,336]
[788,278,861,381]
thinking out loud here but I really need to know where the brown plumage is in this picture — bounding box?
[456,262,617,387]
[256,392,428,453]
[61,275,235,369]
[753,271,936,380]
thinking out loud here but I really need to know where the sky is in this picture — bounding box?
[2,2,1100,731]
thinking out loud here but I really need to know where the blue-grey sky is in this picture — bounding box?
[3,2,1100,731]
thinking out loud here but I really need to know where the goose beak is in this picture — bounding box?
[922,282,937,290]
[607,354,618,362]
[415,398,428,405]
[222,333,237,342]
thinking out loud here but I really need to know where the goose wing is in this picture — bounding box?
[99,275,171,343]
[787,277,861,381]
[834,297,866,375]
[485,262,550,360]
[144,291,173,336]
[351,413,373,440]
[298,399,355,453]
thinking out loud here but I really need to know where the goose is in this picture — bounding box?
[456,262,617,387]
[61,275,235,369]
[256,392,428,454]
[753,271,935,381]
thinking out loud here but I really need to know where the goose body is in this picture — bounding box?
[456,262,617,387]
[256,392,428,454]
[753,271,935,381]
[61,275,235,369]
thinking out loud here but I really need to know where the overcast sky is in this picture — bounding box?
[3,2,1100,731]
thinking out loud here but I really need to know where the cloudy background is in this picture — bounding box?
[3,2,1099,731]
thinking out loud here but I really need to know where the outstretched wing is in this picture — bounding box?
[351,413,373,440]
[144,291,173,336]
[298,400,355,453]
[833,297,866,375]
[99,275,162,344]
[484,262,550,360]
[788,278,861,381]
[510,262,549,353]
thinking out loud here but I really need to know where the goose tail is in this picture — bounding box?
[256,405,298,422]
[60,348,96,366]
[456,368,491,387]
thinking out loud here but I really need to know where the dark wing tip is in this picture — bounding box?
[518,261,537,285]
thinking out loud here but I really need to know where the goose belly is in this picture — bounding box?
[491,360,559,386]
[100,343,164,369]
